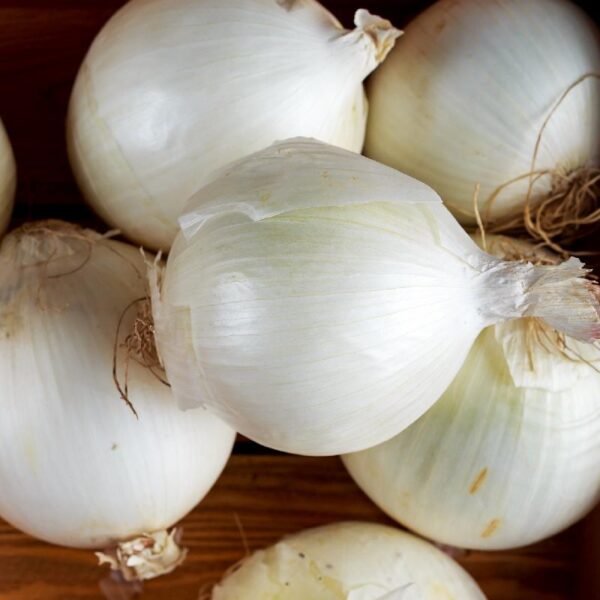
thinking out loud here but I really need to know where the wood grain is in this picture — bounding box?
[0,453,581,600]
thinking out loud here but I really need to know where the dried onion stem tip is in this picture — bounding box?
[351,9,402,65]
[96,529,188,582]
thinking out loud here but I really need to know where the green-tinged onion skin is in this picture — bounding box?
[211,522,486,599]
[0,120,16,237]
[343,321,600,550]
[67,0,400,251]
[365,0,600,224]
[0,224,235,549]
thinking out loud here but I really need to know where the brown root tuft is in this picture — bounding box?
[480,73,600,256]
[489,166,600,257]
[125,298,163,372]
[113,296,169,417]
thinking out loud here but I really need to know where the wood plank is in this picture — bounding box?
[0,454,579,600]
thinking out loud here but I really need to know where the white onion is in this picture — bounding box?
[67,0,401,251]
[210,521,486,599]
[343,235,600,550]
[152,138,600,456]
[0,222,235,580]
[365,0,600,225]
[0,119,16,237]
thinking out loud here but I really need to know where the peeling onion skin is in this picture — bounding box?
[0,120,16,237]
[210,522,486,600]
[365,0,600,225]
[67,0,400,251]
[0,224,235,549]
[343,316,600,550]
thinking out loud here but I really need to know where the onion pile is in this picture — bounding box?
[0,119,16,237]
[1,0,598,591]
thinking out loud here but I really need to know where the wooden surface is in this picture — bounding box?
[0,452,587,600]
[0,1,598,599]
[578,502,600,600]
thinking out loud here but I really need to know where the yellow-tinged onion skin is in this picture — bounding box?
[211,522,486,599]
[67,0,399,251]
[343,323,600,550]
[365,0,600,224]
[0,120,16,237]
[0,225,235,549]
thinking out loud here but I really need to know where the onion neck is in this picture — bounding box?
[96,528,187,582]
[476,255,600,343]
[333,10,402,81]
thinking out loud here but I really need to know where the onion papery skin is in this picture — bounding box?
[365,0,600,224]
[343,319,600,550]
[0,120,16,237]
[154,138,600,456]
[211,522,486,599]
[0,223,235,549]
[67,0,400,251]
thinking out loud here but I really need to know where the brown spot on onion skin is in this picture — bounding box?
[430,582,456,599]
[481,519,501,538]
[469,468,488,494]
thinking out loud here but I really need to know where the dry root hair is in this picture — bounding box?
[113,294,169,418]
[481,73,600,257]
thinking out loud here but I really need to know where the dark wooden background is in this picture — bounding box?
[0,1,598,599]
